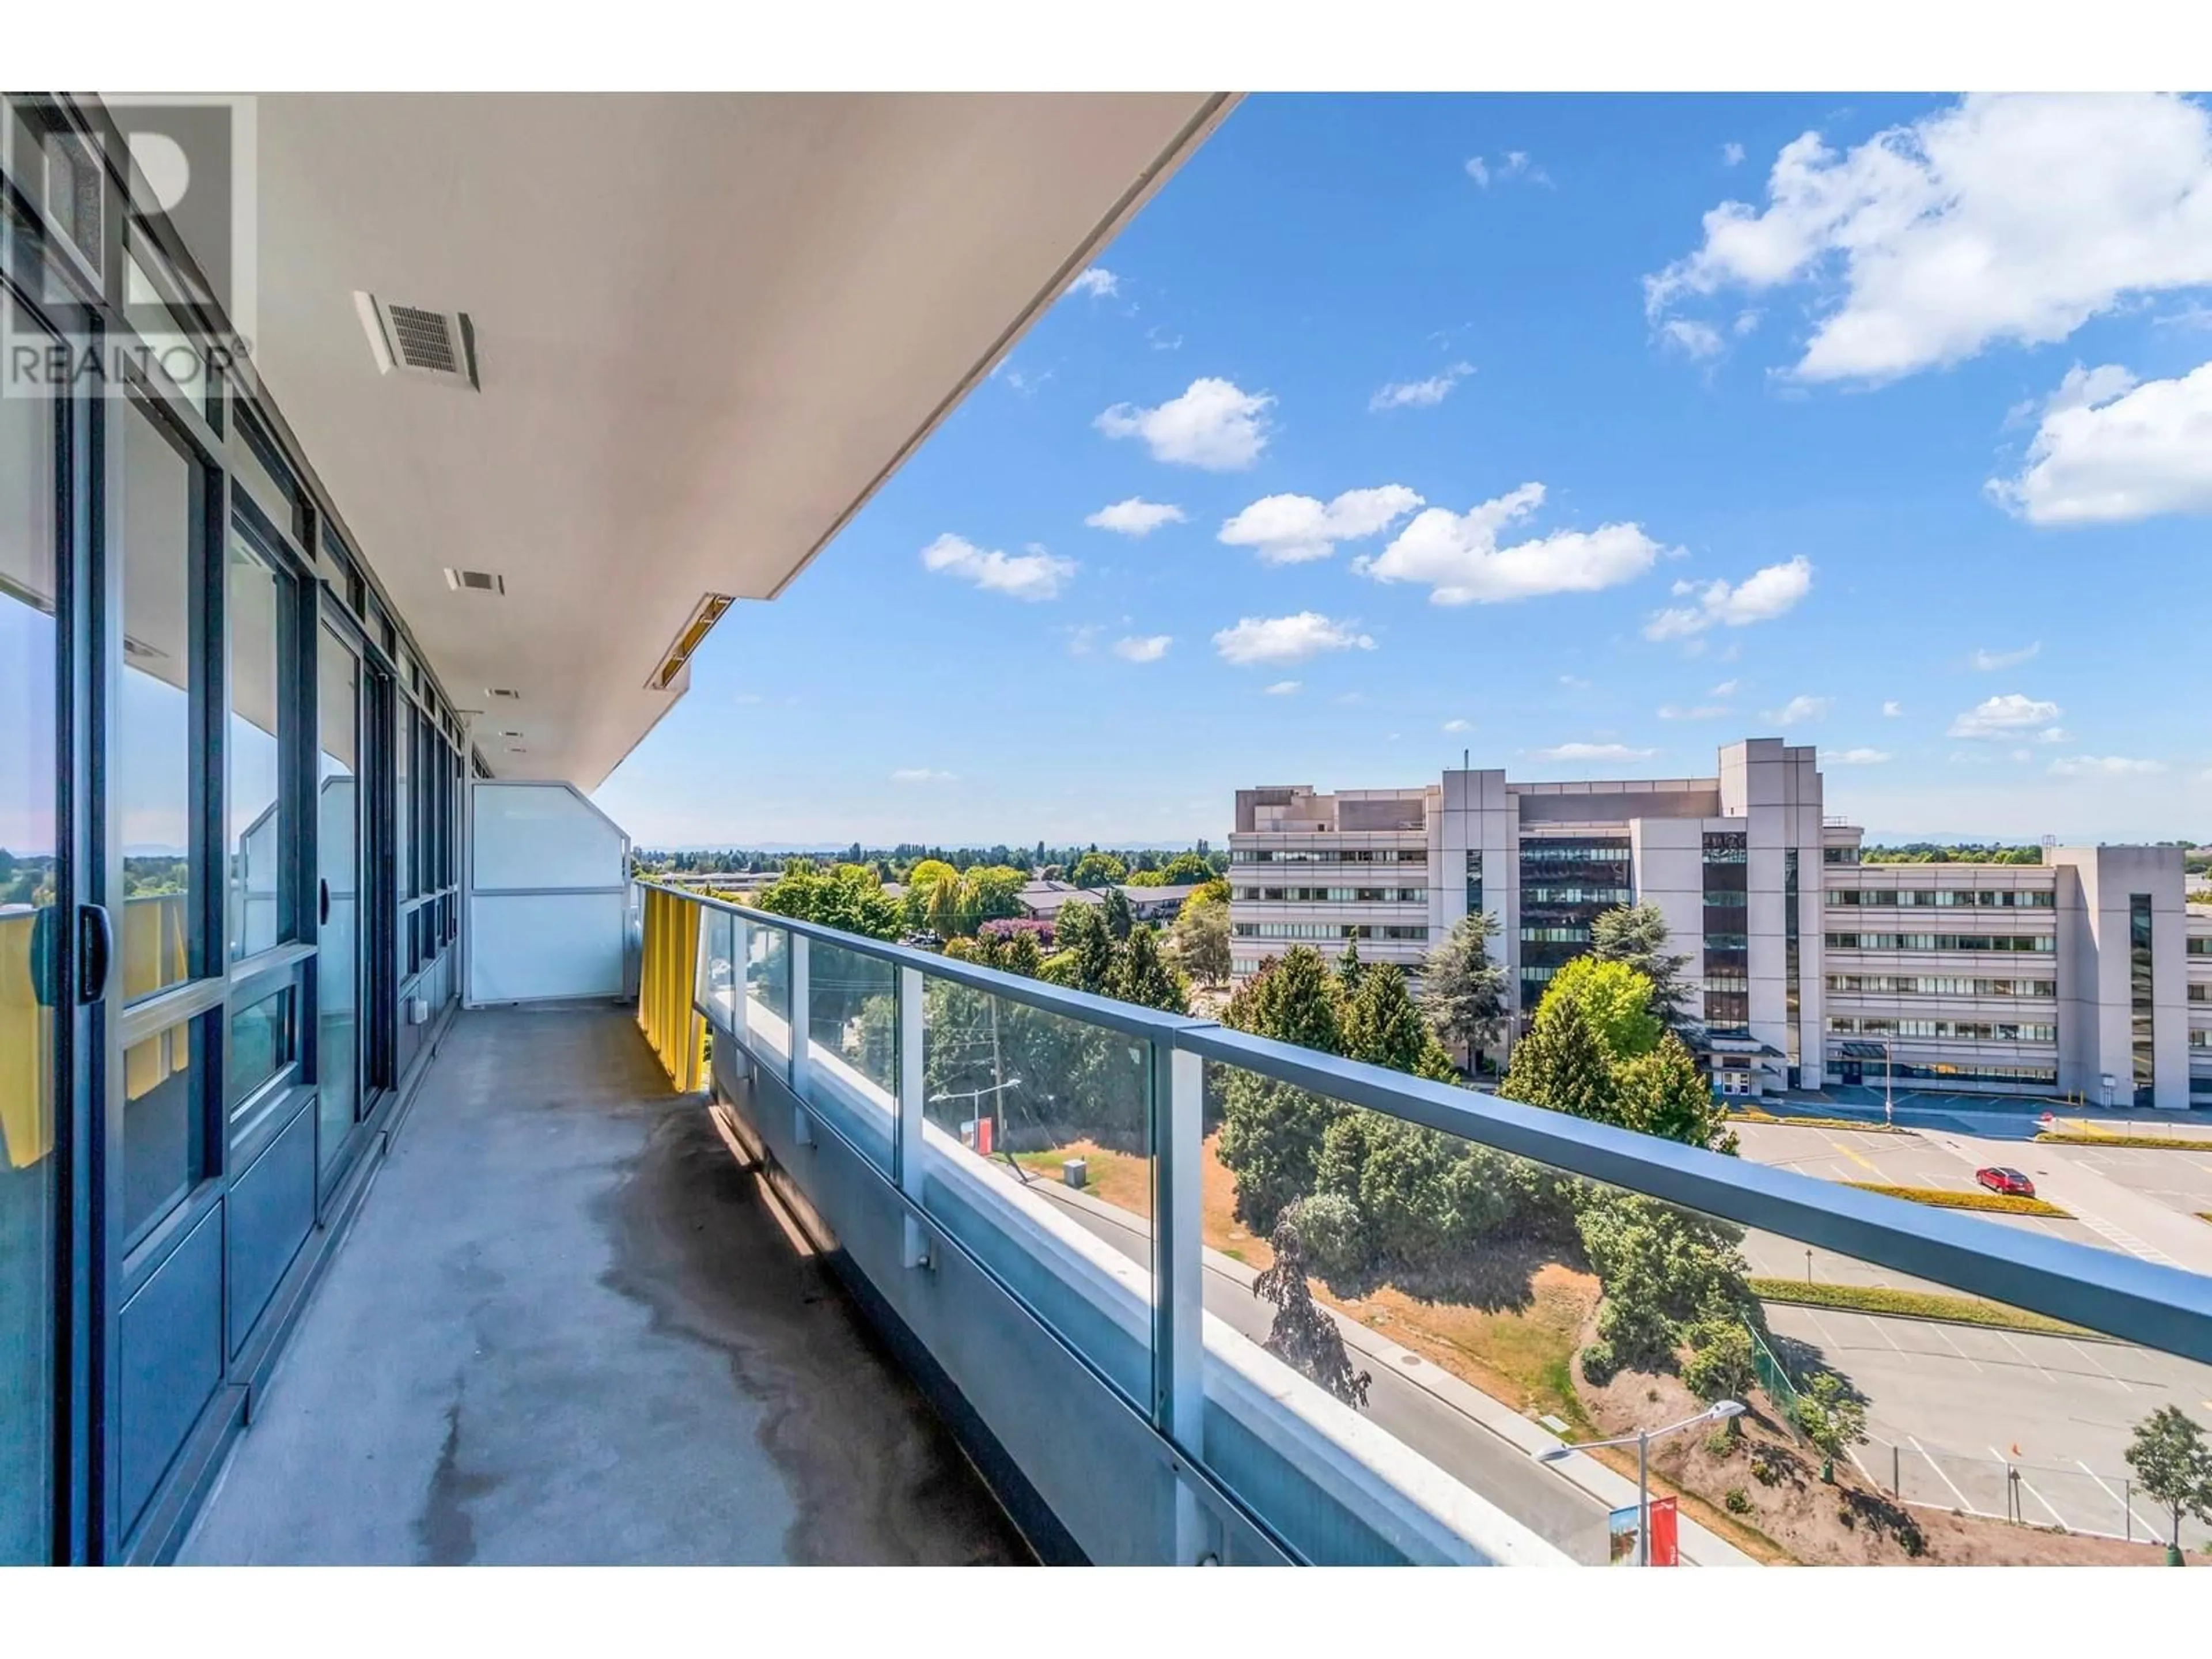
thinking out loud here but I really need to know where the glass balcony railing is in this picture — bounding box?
[643,882,2212,1567]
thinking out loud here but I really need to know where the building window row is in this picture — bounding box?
[1521,925,1591,944]
[1827,888,2054,908]
[1231,848,1427,865]
[1702,889,1748,908]
[2191,983,2209,1003]
[1232,922,1429,942]
[1829,1016,2057,1043]
[1702,831,1749,863]
[1827,974,2057,998]
[1832,1056,2059,1087]
[1234,886,1426,903]
[2190,937,2212,957]
[1521,885,1631,906]
[1825,846,1861,865]
[1519,839,1633,865]
[1825,933,2055,954]
[2190,1029,2211,1050]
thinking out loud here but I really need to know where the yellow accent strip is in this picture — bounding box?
[637,886,704,1093]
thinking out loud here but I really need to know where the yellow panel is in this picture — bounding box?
[0,912,55,1169]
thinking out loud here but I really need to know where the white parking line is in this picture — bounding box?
[1927,1323,1984,1373]
[2062,1338,2134,1393]
[1988,1328,2062,1385]
[1911,1435,1977,1512]
[1859,1312,1907,1355]
[2078,1213,2180,1268]
[1990,1446,2069,1528]
[2077,1459,2163,1540]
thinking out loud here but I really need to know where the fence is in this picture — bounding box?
[1747,1321,1802,1425]
[1865,1434,2159,1543]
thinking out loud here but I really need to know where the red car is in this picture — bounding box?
[1976,1166,2036,1198]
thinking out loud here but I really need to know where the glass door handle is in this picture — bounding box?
[77,903,113,1005]
[319,878,332,926]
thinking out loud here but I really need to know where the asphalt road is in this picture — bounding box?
[1009,1176,1619,1563]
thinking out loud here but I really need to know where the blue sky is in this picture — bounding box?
[596,93,2212,850]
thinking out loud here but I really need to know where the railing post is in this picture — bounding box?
[789,932,812,1145]
[898,964,929,1268]
[1154,1039,1214,1563]
[730,911,751,1060]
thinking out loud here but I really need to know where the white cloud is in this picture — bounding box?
[1643,555,1814,640]
[1762,694,1831,726]
[1466,151,1548,189]
[1069,267,1119,298]
[1112,634,1172,663]
[1370,362,1474,411]
[1646,94,2212,382]
[1658,703,1731,721]
[1356,482,1664,606]
[1948,692,2062,738]
[1989,359,2212,524]
[920,533,1075,601]
[999,365,1051,396]
[1722,141,1747,167]
[891,768,956,784]
[1264,680,1301,696]
[1881,699,1903,717]
[1559,675,1592,690]
[1442,718,1472,733]
[1096,377,1274,469]
[1821,747,1893,766]
[1660,319,1726,359]
[1212,612,1377,666]
[1085,497,1186,536]
[1710,679,1740,696]
[1218,486,1423,565]
[1532,742,1656,763]
[1971,642,2041,671]
[2049,754,2166,777]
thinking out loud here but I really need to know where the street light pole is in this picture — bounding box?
[1637,1430,1650,1566]
[1881,1037,1893,1127]
[1532,1400,1744,1565]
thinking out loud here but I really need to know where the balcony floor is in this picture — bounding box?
[180,1004,1026,1565]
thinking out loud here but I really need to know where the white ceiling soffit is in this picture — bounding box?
[228,92,1233,789]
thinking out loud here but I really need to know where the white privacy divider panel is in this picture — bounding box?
[467,781,631,1005]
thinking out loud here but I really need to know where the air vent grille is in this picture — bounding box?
[442,567,505,594]
[355,293,480,390]
[387,305,459,374]
[487,687,521,700]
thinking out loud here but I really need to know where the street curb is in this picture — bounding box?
[1755,1290,2124,1346]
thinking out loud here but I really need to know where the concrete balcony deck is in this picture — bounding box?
[179,1005,1026,1565]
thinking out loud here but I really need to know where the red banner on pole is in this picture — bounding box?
[1647,1495,1680,1566]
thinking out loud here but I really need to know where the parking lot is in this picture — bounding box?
[2050,1138,2212,1221]
[1763,1301,2212,1540]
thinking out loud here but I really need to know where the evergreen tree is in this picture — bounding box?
[1499,989,1618,1124]
[1335,935,1365,994]
[1419,911,1509,1071]
[1590,902,1696,1033]
[1112,924,1190,1015]
[1615,1031,1737,1152]
[1253,1216,1370,1410]
[999,929,1045,979]
[1050,901,1118,995]
[1100,885,1135,941]
[1342,964,1431,1072]
[1217,948,1350,1232]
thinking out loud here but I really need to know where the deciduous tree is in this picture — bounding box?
[1546,956,1662,1062]
[1591,902,1696,1033]
[1166,890,1230,987]
[1254,1217,1370,1410]
[2126,1406,2212,1563]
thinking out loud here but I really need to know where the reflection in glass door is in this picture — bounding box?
[0,296,60,1563]
[316,622,361,1175]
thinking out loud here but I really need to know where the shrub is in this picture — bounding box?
[1681,1318,1757,1403]
[1286,1192,1368,1283]
[1580,1339,1618,1385]
[1724,1487,1752,1515]
[1846,1181,2070,1218]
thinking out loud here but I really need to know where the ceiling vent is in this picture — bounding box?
[442,567,505,595]
[646,593,737,692]
[354,293,481,390]
[487,687,521,700]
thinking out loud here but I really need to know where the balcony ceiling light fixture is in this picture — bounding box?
[646,593,736,692]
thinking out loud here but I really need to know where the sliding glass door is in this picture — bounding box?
[316,616,364,1177]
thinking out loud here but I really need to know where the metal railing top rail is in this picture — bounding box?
[647,878,1219,1041]
[644,880,2212,1368]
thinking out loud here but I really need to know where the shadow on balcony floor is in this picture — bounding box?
[181,1005,1027,1565]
